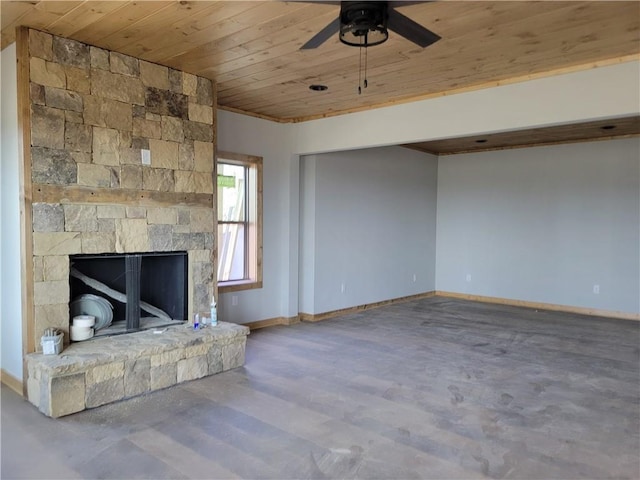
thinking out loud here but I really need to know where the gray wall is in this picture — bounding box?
[1,43,23,379]
[300,146,438,315]
[436,138,640,314]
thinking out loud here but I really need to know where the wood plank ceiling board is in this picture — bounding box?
[1,1,639,123]
[404,116,640,155]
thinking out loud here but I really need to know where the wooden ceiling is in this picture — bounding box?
[1,1,639,125]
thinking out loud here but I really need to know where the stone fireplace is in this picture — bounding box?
[21,28,249,417]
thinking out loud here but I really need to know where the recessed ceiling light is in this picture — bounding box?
[600,125,616,130]
[475,139,488,144]
[309,84,328,92]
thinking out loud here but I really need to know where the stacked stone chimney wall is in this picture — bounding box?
[26,29,216,348]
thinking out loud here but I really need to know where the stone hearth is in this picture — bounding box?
[26,322,249,418]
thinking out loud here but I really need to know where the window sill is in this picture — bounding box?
[218,280,262,294]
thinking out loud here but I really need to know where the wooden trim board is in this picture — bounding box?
[17,27,34,396]
[300,292,437,322]
[1,369,23,396]
[32,184,213,208]
[436,291,640,321]
[244,316,300,331]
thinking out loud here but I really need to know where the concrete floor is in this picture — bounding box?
[2,297,639,479]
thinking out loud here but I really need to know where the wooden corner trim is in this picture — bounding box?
[17,26,34,397]
[435,291,640,321]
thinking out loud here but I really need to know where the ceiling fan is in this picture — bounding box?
[300,1,441,50]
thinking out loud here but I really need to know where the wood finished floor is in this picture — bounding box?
[2,297,639,479]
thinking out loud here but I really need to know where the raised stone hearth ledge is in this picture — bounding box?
[26,322,249,418]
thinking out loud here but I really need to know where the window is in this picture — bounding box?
[216,152,262,292]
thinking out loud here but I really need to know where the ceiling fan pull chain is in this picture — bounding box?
[358,40,363,95]
[364,42,368,89]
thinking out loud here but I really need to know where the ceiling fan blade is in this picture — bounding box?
[387,7,441,48]
[300,17,340,49]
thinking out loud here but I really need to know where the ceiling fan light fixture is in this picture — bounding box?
[339,2,389,48]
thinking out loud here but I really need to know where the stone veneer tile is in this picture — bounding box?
[222,340,246,371]
[30,57,65,89]
[150,364,177,390]
[124,358,150,397]
[31,83,45,105]
[31,147,77,185]
[196,77,213,106]
[33,256,44,282]
[148,224,173,251]
[83,95,133,131]
[97,218,116,233]
[65,122,92,152]
[90,46,110,70]
[65,110,84,124]
[184,121,213,142]
[93,126,121,166]
[110,52,139,77]
[161,116,184,143]
[208,345,223,375]
[115,218,150,253]
[193,141,214,173]
[193,262,213,285]
[120,165,143,190]
[34,280,69,306]
[183,73,198,96]
[145,87,188,119]
[31,105,65,149]
[33,232,81,256]
[97,205,126,218]
[148,139,179,169]
[178,141,195,170]
[140,61,170,90]
[177,355,208,383]
[143,168,174,192]
[151,348,184,367]
[33,203,64,232]
[174,171,196,194]
[86,362,125,385]
[50,373,86,417]
[169,68,183,93]
[43,255,69,281]
[188,103,213,124]
[91,69,145,106]
[29,30,53,61]
[190,209,214,232]
[132,117,161,139]
[64,204,97,232]
[65,66,90,94]
[190,250,211,263]
[147,207,177,225]
[44,86,83,112]
[82,232,116,254]
[77,163,110,187]
[86,377,124,409]
[34,304,69,344]
[53,36,89,68]
[126,206,146,219]
[111,165,120,189]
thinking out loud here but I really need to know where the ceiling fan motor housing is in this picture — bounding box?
[339,1,389,47]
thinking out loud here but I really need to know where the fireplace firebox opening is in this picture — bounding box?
[69,251,188,338]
